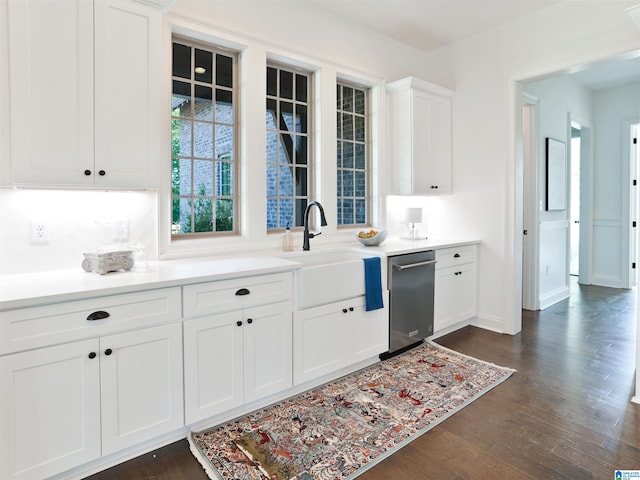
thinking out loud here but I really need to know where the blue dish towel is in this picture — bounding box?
[363,257,384,311]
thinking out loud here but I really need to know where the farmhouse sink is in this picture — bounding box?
[282,251,381,308]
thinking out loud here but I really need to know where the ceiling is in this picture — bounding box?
[305,0,640,90]
[306,0,562,52]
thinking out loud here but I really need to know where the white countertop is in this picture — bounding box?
[0,237,479,311]
[352,237,479,256]
[0,255,301,311]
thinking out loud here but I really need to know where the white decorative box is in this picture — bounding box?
[82,250,134,275]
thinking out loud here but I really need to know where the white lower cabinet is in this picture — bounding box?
[100,324,184,455]
[183,301,292,424]
[293,293,389,385]
[0,323,183,480]
[434,245,478,332]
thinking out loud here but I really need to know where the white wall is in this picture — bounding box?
[0,0,433,275]
[417,0,640,334]
[0,189,157,274]
[592,82,640,287]
[523,75,593,307]
[2,1,639,334]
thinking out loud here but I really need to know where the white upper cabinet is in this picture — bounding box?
[6,0,162,188]
[7,0,94,186]
[387,77,453,195]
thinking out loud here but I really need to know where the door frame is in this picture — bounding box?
[623,119,640,288]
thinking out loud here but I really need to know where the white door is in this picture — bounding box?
[100,323,184,455]
[183,311,244,423]
[0,340,101,480]
[243,302,292,402]
[631,124,639,287]
[570,126,581,276]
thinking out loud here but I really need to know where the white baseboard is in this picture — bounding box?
[539,285,570,310]
[472,313,504,333]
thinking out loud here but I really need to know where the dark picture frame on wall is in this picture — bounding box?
[545,137,567,211]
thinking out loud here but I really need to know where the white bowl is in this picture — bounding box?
[355,230,388,246]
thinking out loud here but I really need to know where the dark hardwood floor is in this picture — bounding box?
[86,278,639,479]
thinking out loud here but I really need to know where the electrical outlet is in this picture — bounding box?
[31,220,50,244]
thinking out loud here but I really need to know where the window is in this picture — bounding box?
[336,82,368,226]
[266,65,310,230]
[171,38,237,236]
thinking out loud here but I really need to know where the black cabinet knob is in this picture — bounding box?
[88,352,97,359]
[236,320,243,327]
[84,169,92,176]
[104,348,113,356]
[349,307,354,312]
[247,318,253,324]
[98,170,106,176]
[342,308,348,313]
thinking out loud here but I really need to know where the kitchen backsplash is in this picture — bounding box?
[0,189,157,275]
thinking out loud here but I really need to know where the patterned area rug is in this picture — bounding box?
[189,341,515,480]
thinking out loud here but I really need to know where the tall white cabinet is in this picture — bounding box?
[387,77,454,195]
[5,0,163,188]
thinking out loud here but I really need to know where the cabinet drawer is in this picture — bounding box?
[0,288,182,355]
[183,272,293,318]
[435,244,477,269]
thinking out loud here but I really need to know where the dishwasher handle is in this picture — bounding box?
[393,259,437,271]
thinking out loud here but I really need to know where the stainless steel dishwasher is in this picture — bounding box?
[383,250,436,358]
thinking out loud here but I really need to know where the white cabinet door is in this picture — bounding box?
[293,303,348,385]
[0,340,101,480]
[434,262,477,332]
[348,294,389,364]
[7,0,94,186]
[412,89,452,194]
[243,302,292,403]
[184,302,292,423]
[183,311,244,424]
[388,77,453,195]
[7,0,161,188]
[293,294,388,386]
[100,323,184,455]
[93,0,162,188]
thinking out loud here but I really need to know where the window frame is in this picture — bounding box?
[170,35,240,239]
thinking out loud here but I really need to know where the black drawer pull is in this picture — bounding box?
[453,253,461,258]
[235,288,251,296]
[104,348,113,356]
[87,311,110,321]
